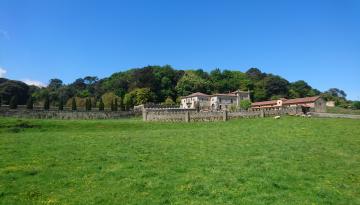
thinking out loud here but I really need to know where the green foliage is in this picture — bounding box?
[110,100,115,111]
[99,98,105,111]
[58,98,64,111]
[240,99,252,110]
[163,96,175,105]
[176,71,211,96]
[352,101,360,110]
[123,93,134,111]
[71,98,77,111]
[85,98,92,111]
[9,96,18,109]
[0,79,29,104]
[1,66,351,107]
[26,96,33,110]
[0,117,360,204]
[114,98,118,111]
[44,96,50,110]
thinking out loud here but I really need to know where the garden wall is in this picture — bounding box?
[0,107,138,119]
[143,106,303,122]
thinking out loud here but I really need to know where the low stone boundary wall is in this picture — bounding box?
[309,112,360,119]
[0,108,138,119]
[143,106,303,122]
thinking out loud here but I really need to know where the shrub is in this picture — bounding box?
[44,96,50,110]
[72,98,77,111]
[99,98,104,111]
[240,99,252,110]
[26,96,33,110]
[9,96,18,109]
[164,97,175,105]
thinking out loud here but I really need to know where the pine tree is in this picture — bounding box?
[114,98,118,111]
[26,96,33,110]
[99,98,104,111]
[72,98,77,111]
[58,98,64,111]
[44,96,50,110]
[9,96,18,109]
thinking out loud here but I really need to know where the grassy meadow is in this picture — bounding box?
[0,116,360,205]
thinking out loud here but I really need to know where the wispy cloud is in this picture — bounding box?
[0,30,9,40]
[0,67,6,77]
[22,79,47,87]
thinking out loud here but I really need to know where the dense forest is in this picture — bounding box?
[0,65,358,110]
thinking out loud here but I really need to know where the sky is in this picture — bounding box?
[0,0,359,100]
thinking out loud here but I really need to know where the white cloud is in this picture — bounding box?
[0,67,6,77]
[22,79,47,87]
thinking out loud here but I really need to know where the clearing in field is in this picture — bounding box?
[0,117,359,204]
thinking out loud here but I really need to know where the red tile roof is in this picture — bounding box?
[282,96,320,105]
[251,100,278,106]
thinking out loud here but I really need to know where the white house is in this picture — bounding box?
[180,90,250,111]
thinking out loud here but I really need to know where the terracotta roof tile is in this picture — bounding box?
[282,96,320,105]
[251,100,278,106]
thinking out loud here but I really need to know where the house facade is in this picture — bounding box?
[251,96,326,113]
[180,90,250,111]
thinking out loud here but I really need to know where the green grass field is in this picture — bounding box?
[0,117,359,205]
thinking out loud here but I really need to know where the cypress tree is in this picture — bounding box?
[86,98,92,111]
[99,98,104,111]
[9,96,18,109]
[72,98,77,111]
[118,97,124,111]
[58,98,64,111]
[114,98,118,111]
[26,96,33,110]
[44,96,50,110]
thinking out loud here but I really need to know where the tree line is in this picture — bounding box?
[0,65,358,110]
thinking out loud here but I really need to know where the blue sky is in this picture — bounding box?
[0,0,359,100]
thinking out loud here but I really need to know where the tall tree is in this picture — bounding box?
[44,96,50,110]
[26,96,33,110]
[99,98,105,111]
[71,98,77,111]
[9,96,18,109]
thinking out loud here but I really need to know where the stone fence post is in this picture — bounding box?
[223,111,228,121]
[185,111,190,122]
[142,109,147,121]
[260,109,264,118]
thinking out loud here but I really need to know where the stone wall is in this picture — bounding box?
[143,106,303,122]
[0,107,138,119]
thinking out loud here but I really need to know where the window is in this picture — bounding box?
[231,99,233,103]
[219,98,222,103]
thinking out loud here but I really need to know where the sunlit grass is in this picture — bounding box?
[0,117,359,204]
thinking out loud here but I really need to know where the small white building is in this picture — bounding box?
[180,90,250,111]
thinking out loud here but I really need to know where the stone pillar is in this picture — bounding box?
[223,110,228,121]
[142,109,147,121]
[260,109,264,118]
[185,111,190,122]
